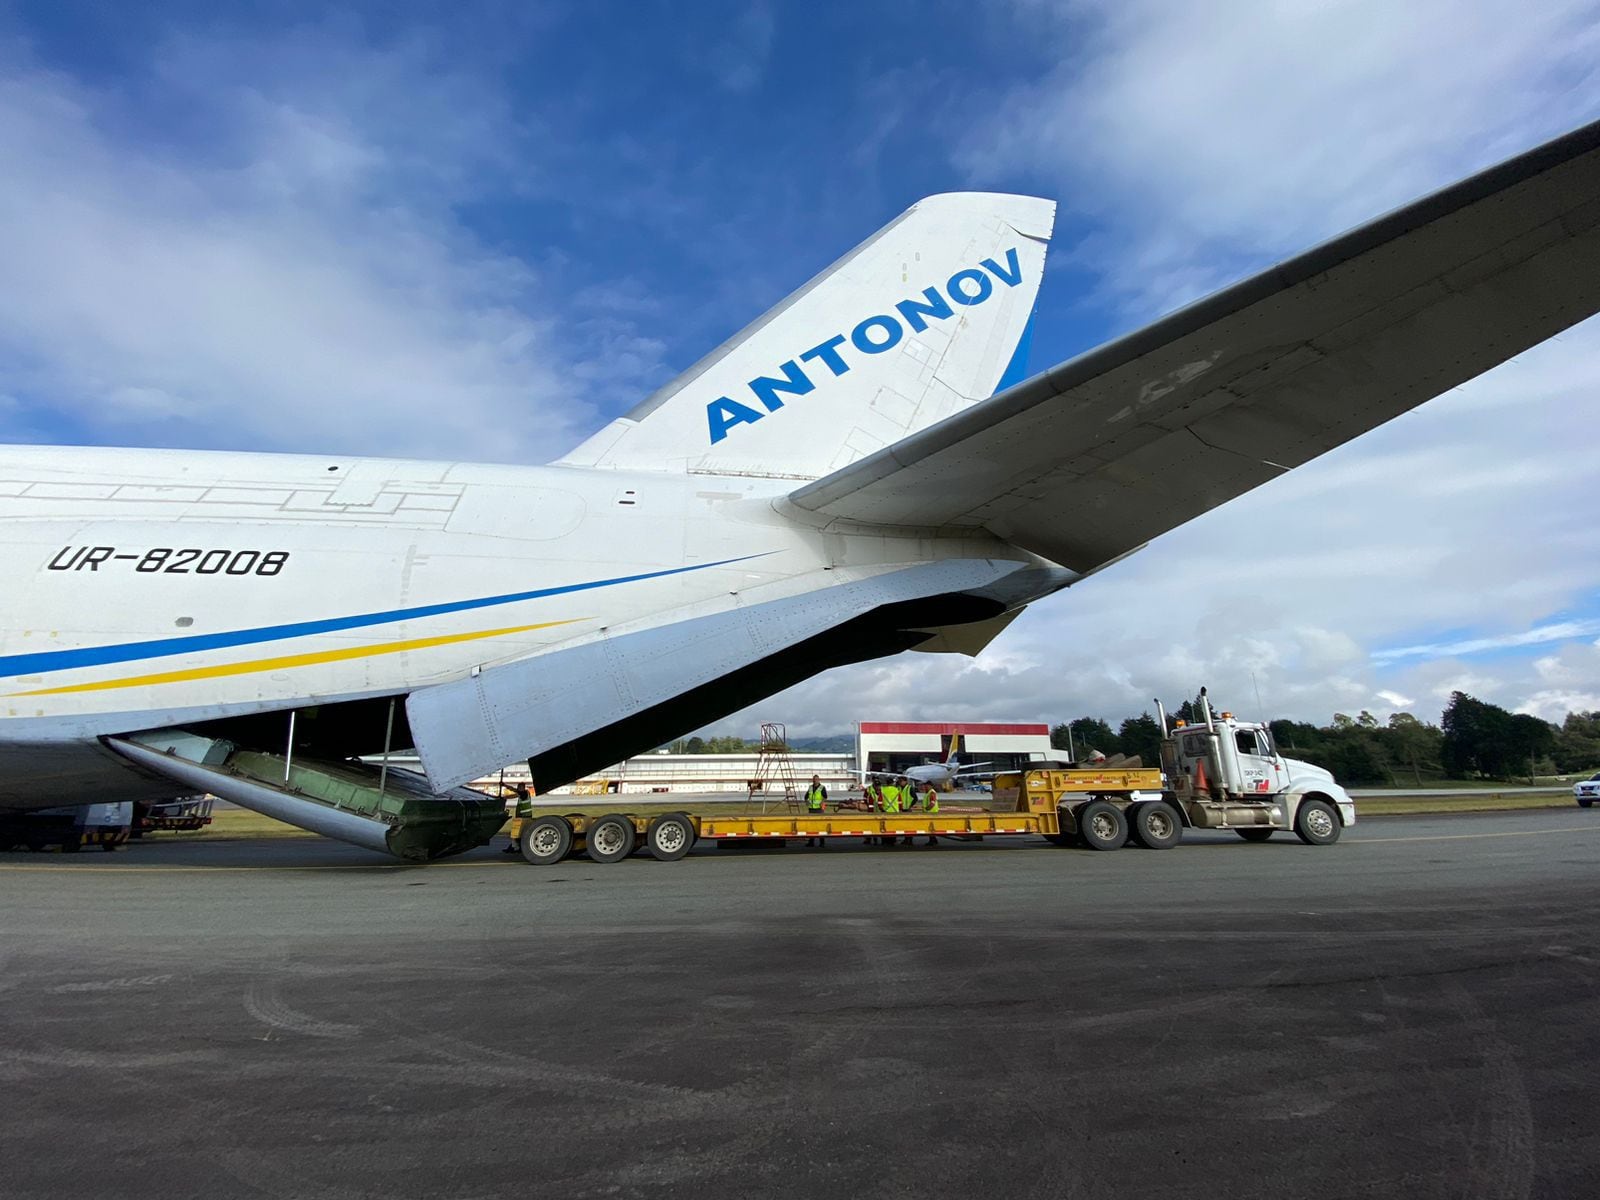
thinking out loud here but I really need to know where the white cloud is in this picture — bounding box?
[0,34,664,461]
[1373,619,1600,664]
[964,0,1600,312]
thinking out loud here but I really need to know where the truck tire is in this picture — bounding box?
[585,814,636,863]
[1129,801,1182,850]
[1077,801,1128,851]
[1042,831,1073,847]
[1293,798,1341,846]
[646,813,695,862]
[1236,828,1275,842]
[520,815,573,866]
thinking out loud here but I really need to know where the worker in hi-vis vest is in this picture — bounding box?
[503,783,533,854]
[862,781,884,845]
[876,784,902,851]
[899,783,932,845]
[921,786,941,847]
[804,775,828,848]
[870,782,900,847]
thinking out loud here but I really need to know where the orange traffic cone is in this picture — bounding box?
[1194,758,1209,794]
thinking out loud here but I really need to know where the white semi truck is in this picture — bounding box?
[1148,688,1356,846]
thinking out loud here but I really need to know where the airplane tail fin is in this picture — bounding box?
[557,193,1055,479]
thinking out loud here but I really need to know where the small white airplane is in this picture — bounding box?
[858,730,992,792]
[5,121,1600,858]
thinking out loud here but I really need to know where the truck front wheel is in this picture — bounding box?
[1294,799,1341,846]
[1077,801,1128,851]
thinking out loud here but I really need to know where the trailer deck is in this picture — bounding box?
[506,767,1169,863]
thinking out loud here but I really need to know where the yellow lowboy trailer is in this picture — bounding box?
[503,765,1169,866]
[504,690,1355,865]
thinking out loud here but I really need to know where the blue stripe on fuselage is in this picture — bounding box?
[0,553,771,679]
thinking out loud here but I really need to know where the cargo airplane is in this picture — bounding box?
[4,122,1600,858]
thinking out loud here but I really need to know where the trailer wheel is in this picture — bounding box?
[520,815,574,866]
[1042,832,1073,847]
[585,813,636,863]
[1293,798,1341,846]
[646,813,695,862]
[1129,801,1182,849]
[1077,801,1128,851]
[1236,828,1275,843]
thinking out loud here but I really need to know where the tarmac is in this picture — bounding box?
[3,808,1598,1199]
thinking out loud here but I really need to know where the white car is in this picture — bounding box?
[1576,772,1600,808]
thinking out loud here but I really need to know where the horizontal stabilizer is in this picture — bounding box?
[789,120,1600,573]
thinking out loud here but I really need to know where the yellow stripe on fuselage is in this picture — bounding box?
[5,619,584,697]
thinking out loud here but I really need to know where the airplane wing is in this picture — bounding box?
[787,120,1600,574]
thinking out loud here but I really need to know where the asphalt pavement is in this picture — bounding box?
[3,809,1598,1199]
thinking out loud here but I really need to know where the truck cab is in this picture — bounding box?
[1158,697,1355,844]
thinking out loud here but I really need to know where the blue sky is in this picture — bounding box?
[2,0,1599,730]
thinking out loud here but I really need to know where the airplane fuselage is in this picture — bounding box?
[0,445,1062,808]
[902,765,963,791]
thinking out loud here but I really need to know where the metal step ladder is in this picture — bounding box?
[750,722,802,814]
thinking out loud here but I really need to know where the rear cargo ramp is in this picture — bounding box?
[109,732,505,861]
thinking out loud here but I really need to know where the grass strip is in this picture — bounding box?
[1356,794,1577,816]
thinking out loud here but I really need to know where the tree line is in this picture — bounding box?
[1053,692,1599,785]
